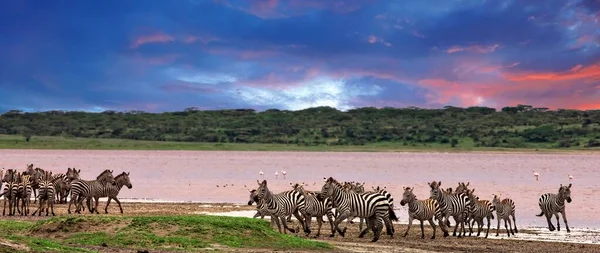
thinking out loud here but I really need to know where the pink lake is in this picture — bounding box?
[1,149,598,229]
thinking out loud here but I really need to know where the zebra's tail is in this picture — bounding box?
[535,211,544,217]
[388,206,399,222]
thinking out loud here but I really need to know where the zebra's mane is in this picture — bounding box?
[96,169,113,179]
[325,177,343,188]
[114,172,128,181]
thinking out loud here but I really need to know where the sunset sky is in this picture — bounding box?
[1,0,600,112]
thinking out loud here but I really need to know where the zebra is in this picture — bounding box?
[253,180,306,234]
[24,164,44,204]
[536,183,572,233]
[17,173,33,215]
[67,169,116,214]
[1,169,19,216]
[464,189,495,238]
[291,183,335,238]
[32,170,56,216]
[366,186,398,233]
[86,172,133,214]
[320,177,393,242]
[247,188,293,222]
[428,180,471,238]
[492,194,518,236]
[400,186,449,239]
[51,167,80,204]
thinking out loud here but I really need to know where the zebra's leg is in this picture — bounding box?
[3,197,6,216]
[436,213,449,238]
[293,209,306,234]
[511,213,518,233]
[253,210,262,219]
[49,195,55,216]
[272,215,282,233]
[335,210,352,237]
[403,216,414,238]
[326,210,335,237]
[359,218,365,232]
[93,196,101,214]
[371,215,383,242]
[420,219,426,239]
[383,216,394,237]
[286,213,293,222]
[428,218,436,239]
[105,197,112,214]
[303,213,313,236]
[507,217,514,236]
[504,219,511,237]
[115,197,125,214]
[314,215,323,238]
[451,216,459,237]
[67,194,74,214]
[484,217,490,238]
[495,214,502,236]
[559,210,570,233]
[544,213,555,231]
[38,198,44,217]
[458,216,466,238]
[280,215,296,234]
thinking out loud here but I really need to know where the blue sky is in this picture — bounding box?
[1,0,600,112]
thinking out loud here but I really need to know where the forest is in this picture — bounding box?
[1,104,600,149]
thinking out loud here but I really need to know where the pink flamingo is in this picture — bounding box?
[275,170,279,179]
[281,170,287,179]
[568,174,573,181]
[532,170,539,181]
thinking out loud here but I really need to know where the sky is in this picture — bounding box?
[1,0,600,112]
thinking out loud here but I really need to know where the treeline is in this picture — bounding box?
[1,104,600,148]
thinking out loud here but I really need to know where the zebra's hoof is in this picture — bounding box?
[371,237,379,243]
[514,229,519,233]
[443,232,449,238]
[329,234,334,237]
[430,236,435,239]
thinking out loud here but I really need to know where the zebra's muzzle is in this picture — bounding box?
[566,197,572,203]
[247,200,254,206]
[400,200,406,206]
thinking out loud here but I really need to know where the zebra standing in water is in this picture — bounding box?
[291,183,335,238]
[492,194,518,237]
[428,181,471,238]
[253,180,306,234]
[32,171,56,216]
[1,169,19,216]
[400,186,449,239]
[86,172,133,214]
[536,183,572,233]
[320,177,393,242]
[67,169,116,214]
[464,188,495,238]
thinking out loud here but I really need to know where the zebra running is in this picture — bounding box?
[536,183,572,233]
[253,180,306,234]
[32,171,56,216]
[464,188,495,238]
[1,169,19,216]
[399,186,449,239]
[320,177,394,242]
[247,188,293,222]
[67,169,116,214]
[428,181,471,238]
[291,183,335,238]
[85,172,133,214]
[17,173,33,215]
[492,194,518,236]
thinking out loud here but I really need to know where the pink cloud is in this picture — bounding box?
[130,33,174,48]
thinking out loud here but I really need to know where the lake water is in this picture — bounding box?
[1,149,599,229]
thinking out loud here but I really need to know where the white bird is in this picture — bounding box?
[275,170,279,179]
[532,170,540,181]
[281,170,287,179]
[568,174,573,181]
[259,170,264,180]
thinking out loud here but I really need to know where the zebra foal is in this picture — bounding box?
[536,183,572,233]
[400,186,449,239]
[492,194,518,237]
[464,189,495,238]
[291,183,335,238]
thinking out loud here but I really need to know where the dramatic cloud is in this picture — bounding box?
[1,0,599,112]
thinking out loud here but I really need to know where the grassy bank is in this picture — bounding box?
[0,215,330,252]
[1,134,600,153]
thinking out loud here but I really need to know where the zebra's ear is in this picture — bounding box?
[256,180,261,186]
[409,187,414,192]
[568,183,572,188]
[466,182,470,187]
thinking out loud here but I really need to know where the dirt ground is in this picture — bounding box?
[4,202,600,253]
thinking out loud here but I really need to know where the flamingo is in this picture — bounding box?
[281,170,287,179]
[568,174,573,181]
[532,170,540,181]
[259,170,264,180]
[275,170,279,179]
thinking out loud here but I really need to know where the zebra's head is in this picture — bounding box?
[428,181,442,200]
[559,183,572,203]
[400,187,416,206]
[455,182,470,194]
[465,188,477,209]
[255,180,271,202]
[115,172,132,189]
[321,177,339,198]
[67,167,81,181]
[247,189,259,205]
[492,194,501,208]
[97,169,116,185]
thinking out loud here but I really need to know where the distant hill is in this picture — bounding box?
[1,105,600,149]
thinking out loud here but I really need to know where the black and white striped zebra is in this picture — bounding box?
[85,172,132,214]
[32,171,56,216]
[536,183,572,233]
[1,169,19,216]
[320,177,393,242]
[464,189,495,238]
[492,194,518,236]
[52,167,81,204]
[400,186,449,239]
[254,180,306,234]
[247,188,293,222]
[428,181,471,238]
[17,173,33,215]
[291,183,335,238]
[67,169,116,214]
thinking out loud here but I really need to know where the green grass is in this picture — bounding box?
[0,215,330,252]
[1,134,599,152]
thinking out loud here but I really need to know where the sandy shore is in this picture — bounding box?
[5,201,598,253]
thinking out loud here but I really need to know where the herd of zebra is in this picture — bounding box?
[0,164,133,216]
[247,177,574,242]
